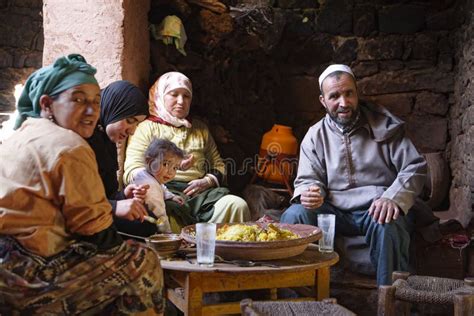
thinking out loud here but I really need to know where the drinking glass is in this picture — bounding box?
[317,214,336,253]
[196,223,216,267]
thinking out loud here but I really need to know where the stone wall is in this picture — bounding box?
[444,0,473,226]
[0,0,43,123]
[150,0,469,198]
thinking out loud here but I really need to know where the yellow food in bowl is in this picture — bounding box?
[216,224,299,242]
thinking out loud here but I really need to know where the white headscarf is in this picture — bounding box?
[149,71,193,128]
[318,64,355,91]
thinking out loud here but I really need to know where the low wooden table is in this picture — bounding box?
[161,244,339,316]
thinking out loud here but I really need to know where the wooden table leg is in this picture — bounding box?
[378,285,396,316]
[270,288,278,300]
[316,266,330,301]
[185,272,204,316]
[454,293,474,316]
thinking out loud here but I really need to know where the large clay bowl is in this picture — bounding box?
[181,222,321,261]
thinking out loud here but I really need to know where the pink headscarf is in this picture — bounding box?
[148,71,193,128]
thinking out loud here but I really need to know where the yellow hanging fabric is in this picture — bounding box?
[150,15,187,56]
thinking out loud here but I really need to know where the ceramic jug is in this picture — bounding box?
[256,124,298,184]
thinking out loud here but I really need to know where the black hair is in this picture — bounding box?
[145,138,185,174]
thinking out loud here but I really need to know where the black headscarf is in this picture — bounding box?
[99,80,149,128]
[88,80,149,201]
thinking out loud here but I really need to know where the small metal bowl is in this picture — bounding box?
[145,233,182,257]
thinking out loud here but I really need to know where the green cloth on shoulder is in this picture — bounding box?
[165,181,229,230]
[15,53,98,129]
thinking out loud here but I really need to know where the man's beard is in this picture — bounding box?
[327,106,360,132]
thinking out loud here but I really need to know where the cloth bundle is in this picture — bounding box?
[150,15,187,56]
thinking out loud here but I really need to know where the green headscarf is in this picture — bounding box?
[14,54,99,129]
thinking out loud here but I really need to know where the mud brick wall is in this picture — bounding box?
[42,0,150,91]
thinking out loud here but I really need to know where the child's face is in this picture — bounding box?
[153,153,182,184]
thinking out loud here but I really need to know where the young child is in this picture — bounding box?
[132,138,185,232]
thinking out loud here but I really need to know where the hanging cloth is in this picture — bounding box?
[150,15,187,56]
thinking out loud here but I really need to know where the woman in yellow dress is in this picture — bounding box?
[124,71,250,233]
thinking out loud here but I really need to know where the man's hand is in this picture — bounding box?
[300,185,324,210]
[368,198,400,224]
[115,198,148,221]
[124,184,149,202]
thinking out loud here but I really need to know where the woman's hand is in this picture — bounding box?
[115,198,148,221]
[124,184,149,202]
[183,177,213,197]
[180,154,194,171]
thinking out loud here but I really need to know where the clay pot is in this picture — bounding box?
[256,124,298,184]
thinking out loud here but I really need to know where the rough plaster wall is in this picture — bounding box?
[42,0,125,88]
[122,0,150,91]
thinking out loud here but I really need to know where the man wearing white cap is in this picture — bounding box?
[281,64,439,286]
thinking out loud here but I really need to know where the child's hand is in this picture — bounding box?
[124,184,150,202]
[180,154,194,171]
[132,184,149,202]
[172,195,185,205]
